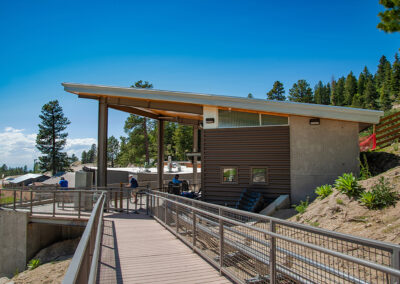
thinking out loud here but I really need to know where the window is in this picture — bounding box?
[218,110,259,128]
[261,114,288,125]
[221,167,238,183]
[218,109,288,128]
[251,167,268,184]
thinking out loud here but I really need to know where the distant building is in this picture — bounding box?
[9,174,50,186]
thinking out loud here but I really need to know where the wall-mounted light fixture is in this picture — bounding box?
[309,118,320,125]
[205,118,215,124]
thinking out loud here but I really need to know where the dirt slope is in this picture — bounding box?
[289,166,400,244]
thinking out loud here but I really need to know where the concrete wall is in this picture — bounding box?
[0,211,84,277]
[0,211,28,277]
[290,115,359,203]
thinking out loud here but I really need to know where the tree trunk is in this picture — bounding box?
[143,118,150,165]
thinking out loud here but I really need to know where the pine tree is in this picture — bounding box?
[314,81,325,104]
[377,0,400,33]
[173,125,193,160]
[344,71,358,105]
[247,93,254,98]
[380,63,393,110]
[325,83,331,105]
[391,53,400,101]
[81,151,88,164]
[288,80,313,103]
[130,80,153,165]
[331,77,345,106]
[357,71,366,99]
[375,55,391,90]
[36,100,71,175]
[267,81,286,101]
[107,136,120,167]
[364,78,379,109]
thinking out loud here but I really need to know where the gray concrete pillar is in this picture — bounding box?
[157,120,164,190]
[97,97,108,187]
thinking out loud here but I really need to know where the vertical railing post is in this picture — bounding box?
[146,193,149,215]
[157,196,160,218]
[219,208,224,275]
[164,199,167,225]
[20,189,23,206]
[391,248,400,284]
[30,190,33,214]
[52,191,56,217]
[126,189,129,214]
[269,220,276,284]
[176,204,179,234]
[13,190,16,210]
[192,201,196,251]
[78,191,81,219]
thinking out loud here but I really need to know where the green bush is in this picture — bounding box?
[293,197,309,214]
[315,184,333,199]
[334,173,364,198]
[28,259,40,270]
[360,177,399,209]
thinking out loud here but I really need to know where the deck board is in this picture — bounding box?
[97,212,232,284]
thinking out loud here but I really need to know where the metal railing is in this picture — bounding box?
[62,191,106,284]
[147,191,400,284]
[0,187,102,218]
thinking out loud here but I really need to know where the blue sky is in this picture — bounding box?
[0,0,399,167]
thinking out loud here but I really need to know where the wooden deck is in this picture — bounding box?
[97,212,232,284]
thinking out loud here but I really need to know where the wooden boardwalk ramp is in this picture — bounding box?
[97,212,232,284]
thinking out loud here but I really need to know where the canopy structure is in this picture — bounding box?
[62,82,383,188]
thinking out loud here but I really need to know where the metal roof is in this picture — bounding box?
[10,173,46,184]
[62,83,383,124]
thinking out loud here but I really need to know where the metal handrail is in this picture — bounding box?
[154,191,400,251]
[147,191,400,284]
[62,192,106,284]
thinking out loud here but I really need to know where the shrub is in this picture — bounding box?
[28,259,40,270]
[293,197,309,214]
[360,177,399,209]
[334,173,364,198]
[315,184,333,199]
[336,198,344,205]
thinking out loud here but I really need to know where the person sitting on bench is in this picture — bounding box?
[172,174,182,185]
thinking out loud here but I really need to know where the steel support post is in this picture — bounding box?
[192,125,198,191]
[126,189,129,214]
[146,194,149,215]
[20,189,23,206]
[269,220,277,284]
[97,97,108,187]
[157,119,164,191]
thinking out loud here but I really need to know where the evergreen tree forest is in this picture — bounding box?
[266,54,400,111]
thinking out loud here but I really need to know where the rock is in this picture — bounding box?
[0,277,10,284]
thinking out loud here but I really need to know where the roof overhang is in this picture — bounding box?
[62,83,383,125]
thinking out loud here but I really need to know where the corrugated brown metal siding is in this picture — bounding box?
[203,126,290,206]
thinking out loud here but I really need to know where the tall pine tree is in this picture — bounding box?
[331,77,345,106]
[288,80,313,103]
[364,78,379,109]
[344,71,358,105]
[267,81,286,101]
[36,100,71,175]
[391,53,400,101]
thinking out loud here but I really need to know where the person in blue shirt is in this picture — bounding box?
[129,175,139,188]
[172,174,182,185]
[59,177,68,188]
